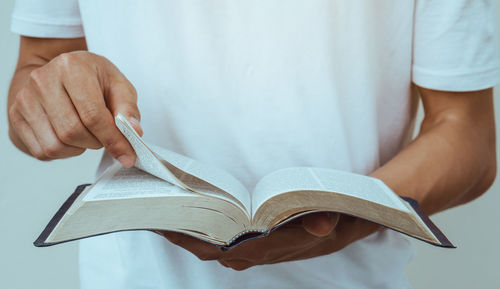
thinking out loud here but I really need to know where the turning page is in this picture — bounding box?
[148,143,251,212]
[115,114,186,189]
[115,114,251,214]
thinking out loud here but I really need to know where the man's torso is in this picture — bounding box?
[81,1,417,288]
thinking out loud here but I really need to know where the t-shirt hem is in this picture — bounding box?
[412,64,500,92]
[11,15,85,38]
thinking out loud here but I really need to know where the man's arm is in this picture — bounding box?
[372,87,496,215]
[7,36,142,166]
[159,87,497,270]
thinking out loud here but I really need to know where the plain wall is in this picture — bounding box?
[1,1,499,288]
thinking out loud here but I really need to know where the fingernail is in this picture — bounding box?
[129,117,143,136]
[129,117,140,126]
[117,155,134,168]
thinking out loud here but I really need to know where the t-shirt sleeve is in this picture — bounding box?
[11,0,84,38]
[413,0,500,91]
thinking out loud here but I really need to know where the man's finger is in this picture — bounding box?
[28,73,102,149]
[160,232,223,261]
[302,212,340,237]
[15,88,85,159]
[9,103,44,158]
[218,259,253,271]
[63,73,137,167]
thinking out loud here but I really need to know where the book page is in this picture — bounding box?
[115,114,251,214]
[83,162,197,201]
[115,114,186,189]
[251,167,409,217]
[149,144,251,214]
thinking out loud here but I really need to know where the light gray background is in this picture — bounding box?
[1,1,499,288]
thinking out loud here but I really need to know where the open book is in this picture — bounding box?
[34,114,454,249]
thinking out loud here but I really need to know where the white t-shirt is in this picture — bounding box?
[12,0,500,288]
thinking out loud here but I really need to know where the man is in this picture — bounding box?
[7,0,499,288]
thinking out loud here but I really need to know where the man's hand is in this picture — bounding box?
[158,212,381,271]
[8,37,142,167]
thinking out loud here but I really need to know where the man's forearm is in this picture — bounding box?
[370,87,496,215]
